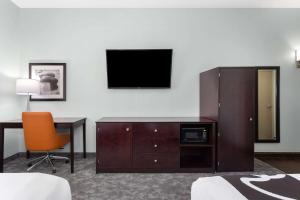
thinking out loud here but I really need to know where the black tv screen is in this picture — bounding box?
[106,49,173,88]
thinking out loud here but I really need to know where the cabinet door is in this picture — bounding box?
[97,123,132,169]
[218,68,255,171]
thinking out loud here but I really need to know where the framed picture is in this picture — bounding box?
[29,63,66,101]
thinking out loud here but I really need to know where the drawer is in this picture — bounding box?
[133,153,179,169]
[133,123,180,154]
[134,123,179,137]
[133,138,179,154]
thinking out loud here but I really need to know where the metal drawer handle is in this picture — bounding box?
[154,144,158,148]
[154,159,158,163]
[125,128,130,132]
[154,129,158,133]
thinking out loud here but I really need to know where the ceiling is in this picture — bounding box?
[11,0,300,8]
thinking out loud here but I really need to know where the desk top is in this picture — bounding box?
[96,117,216,123]
[1,117,85,124]
[0,118,86,128]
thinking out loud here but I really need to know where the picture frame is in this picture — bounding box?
[29,63,66,101]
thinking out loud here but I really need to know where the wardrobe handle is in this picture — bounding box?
[125,128,130,132]
[249,117,253,122]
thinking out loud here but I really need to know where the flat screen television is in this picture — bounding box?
[106,49,173,88]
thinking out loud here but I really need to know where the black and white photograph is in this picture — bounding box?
[29,63,66,101]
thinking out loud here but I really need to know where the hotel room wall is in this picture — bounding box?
[0,0,22,158]
[18,9,300,153]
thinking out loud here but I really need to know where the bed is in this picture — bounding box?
[191,174,300,200]
[0,173,71,200]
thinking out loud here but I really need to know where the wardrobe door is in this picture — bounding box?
[200,68,220,121]
[218,68,255,171]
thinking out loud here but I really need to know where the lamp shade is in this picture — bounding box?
[16,79,40,95]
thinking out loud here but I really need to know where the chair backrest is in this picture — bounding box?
[22,112,57,151]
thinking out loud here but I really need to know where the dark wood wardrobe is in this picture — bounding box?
[200,67,256,172]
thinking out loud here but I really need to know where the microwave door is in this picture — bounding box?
[181,127,208,144]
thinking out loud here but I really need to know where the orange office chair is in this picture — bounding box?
[22,112,70,173]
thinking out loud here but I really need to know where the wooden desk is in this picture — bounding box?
[0,117,86,173]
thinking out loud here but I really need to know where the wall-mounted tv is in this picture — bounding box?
[106,49,173,89]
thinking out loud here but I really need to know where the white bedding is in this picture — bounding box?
[191,174,300,200]
[0,173,71,200]
[192,176,248,200]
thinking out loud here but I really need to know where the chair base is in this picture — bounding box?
[27,152,69,173]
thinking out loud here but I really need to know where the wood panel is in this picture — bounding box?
[97,123,132,169]
[200,68,220,121]
[218,68,255,171]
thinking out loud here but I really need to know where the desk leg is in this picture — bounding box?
[26,151,30,159]
[70,126,74,173]
[83,121,86,158]
[0,126,4,173]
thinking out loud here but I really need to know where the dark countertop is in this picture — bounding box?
[96,117,216,123]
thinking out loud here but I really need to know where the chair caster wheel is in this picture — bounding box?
[65,160,69,164]
[52,169,56,173]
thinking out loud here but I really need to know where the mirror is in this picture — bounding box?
[256,67,280,143]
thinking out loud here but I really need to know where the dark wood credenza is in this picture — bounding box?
[96,117,216,173]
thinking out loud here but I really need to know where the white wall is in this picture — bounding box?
[0,0,22,158]
[17,9,300,152]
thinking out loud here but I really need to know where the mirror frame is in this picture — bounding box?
[255,66,280,143]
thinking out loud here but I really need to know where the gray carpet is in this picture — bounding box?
[4,155,282,200]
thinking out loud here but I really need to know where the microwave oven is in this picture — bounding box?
[180,127,208,144]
